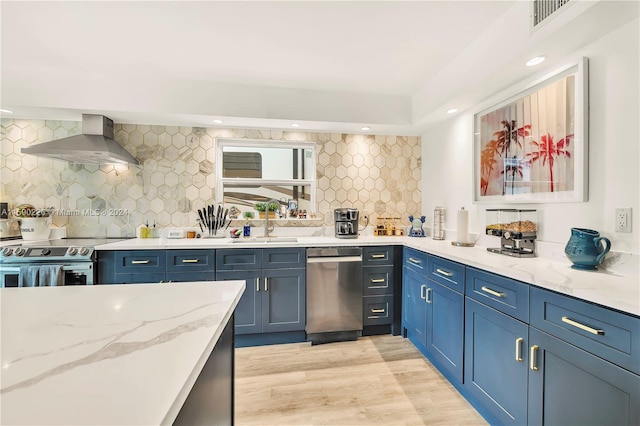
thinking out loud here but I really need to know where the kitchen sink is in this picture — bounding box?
[230,237,298,243]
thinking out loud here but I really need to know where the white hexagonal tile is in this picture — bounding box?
[335,165,347,179]
[6,153,23,171]
[37,126,53,142]
[5,125,21,142]
[150,198,164,213]
[185,159,199,175]
[186,185,199,200]
[136,198,150,213]
[193,147,206,162]
[128,185,143,200]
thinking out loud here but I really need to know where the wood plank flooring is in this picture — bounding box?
[235,335,487,425]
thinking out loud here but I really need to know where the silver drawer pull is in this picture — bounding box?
[515,337,524,362]
[371,308,385,313]
[256,278,260,292]
[436,268,453,277]
[561,316,605,335]
[481,286,505,298]
[425,288,432,304]
[370,278,386,283]
[371,254,386,259]
[420,284,426,300]
[181,259,199,263]
[131,260,150,264]
[408,257,421,264]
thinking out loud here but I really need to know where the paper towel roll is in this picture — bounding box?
[456,208,469,244]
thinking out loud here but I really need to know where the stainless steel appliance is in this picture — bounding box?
[306,247,363,344]
[334,208,359,239]
[0,238,123,287]
[0,219,21,240]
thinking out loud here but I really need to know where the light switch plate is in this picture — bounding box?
[615,208,632,233]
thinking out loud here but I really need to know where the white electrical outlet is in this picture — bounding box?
[615,208,632,233]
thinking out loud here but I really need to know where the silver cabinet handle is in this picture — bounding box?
[181,259,199,263]
[420,284,426,300]
[561,316,605,335]
[371,254,386,259]
[530,345,539,371]
[481,286,505,298]
[515,337,524,362]
[131,260,150,264]
[425,288,432,304]
[371,308,385,313]
[264,277,268,291]
[408,257,421,265]
[370,278,386,283]
[256,277,260,292]
[436,268,452,277]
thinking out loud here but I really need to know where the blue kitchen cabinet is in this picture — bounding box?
[464,297,529,425]
[402,248,465,384]
[216,248,306,337]
[402,266,428,350]
[261,268,306,333]
[215,269,262,334]
[362,246,396,329]
[426,278,464,383]
[528,327,640,425]
[98,250,215,284]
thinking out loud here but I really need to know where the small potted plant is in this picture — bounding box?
[254,201,279,219]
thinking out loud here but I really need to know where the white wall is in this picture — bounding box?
[421,18,639,254]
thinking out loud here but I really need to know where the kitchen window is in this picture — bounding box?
[215,138,317,216]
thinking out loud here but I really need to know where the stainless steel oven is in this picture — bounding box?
[0,238,124,288]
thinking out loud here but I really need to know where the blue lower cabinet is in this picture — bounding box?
[402,267,427,349]
[261,268,306,333]
[426,279,464,383]
[216,267,305,335]
[528,327,640,426]
[112,272,165,284]
[464,297,529,426]
[216,269,262,334]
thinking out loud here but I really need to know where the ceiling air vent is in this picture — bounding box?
[532,0,571,27]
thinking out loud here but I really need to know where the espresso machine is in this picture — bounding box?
[334,208,359,239]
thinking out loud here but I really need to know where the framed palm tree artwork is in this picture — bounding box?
[473,57,589,203]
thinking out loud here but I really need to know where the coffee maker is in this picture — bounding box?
[334,208,359,239]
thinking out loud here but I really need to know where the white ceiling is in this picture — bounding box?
[1,1,638,135]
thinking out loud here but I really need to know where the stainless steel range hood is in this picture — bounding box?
[21,114,140,165]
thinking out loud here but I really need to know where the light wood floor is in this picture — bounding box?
[235,335,487,425]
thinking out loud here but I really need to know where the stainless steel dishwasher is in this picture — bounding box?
[306,247,363,344]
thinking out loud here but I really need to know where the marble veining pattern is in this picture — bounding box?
[0,281,245,425]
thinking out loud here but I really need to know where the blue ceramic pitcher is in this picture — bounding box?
[564,228,611,270]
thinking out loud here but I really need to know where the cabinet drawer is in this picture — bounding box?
[166,250,214,272]
[363,246,393,266]
[115,250,165,273]
[363,295,393,325]
[263,248,306,269]
[166,271,215,282]
[466,267,529,322]
[216,249,262,270]
[531,287,640,375]
[403,247,428,273]
[363,266,394,296]
[427,255,464,293]
[112,272,165,284]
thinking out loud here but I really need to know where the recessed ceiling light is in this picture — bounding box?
[290,123,300,128]
[446,108,458,114]
[361,126,371,131]
[526,56,546,67]
[213,119,223,124]
[0,108,14,114]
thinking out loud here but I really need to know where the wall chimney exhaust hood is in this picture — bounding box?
[21,114,140,165]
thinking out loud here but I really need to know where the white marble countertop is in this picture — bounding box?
[93,236,640,317]
[0,280,245,425]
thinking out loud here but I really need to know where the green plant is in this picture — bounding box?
[254,201,279,212]
[243,211,254,219]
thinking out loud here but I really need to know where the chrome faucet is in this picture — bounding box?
[264,199,280,237]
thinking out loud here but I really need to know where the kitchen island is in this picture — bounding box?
[0,280,245,425]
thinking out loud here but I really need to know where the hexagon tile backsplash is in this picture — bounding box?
[0,119,422,237]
